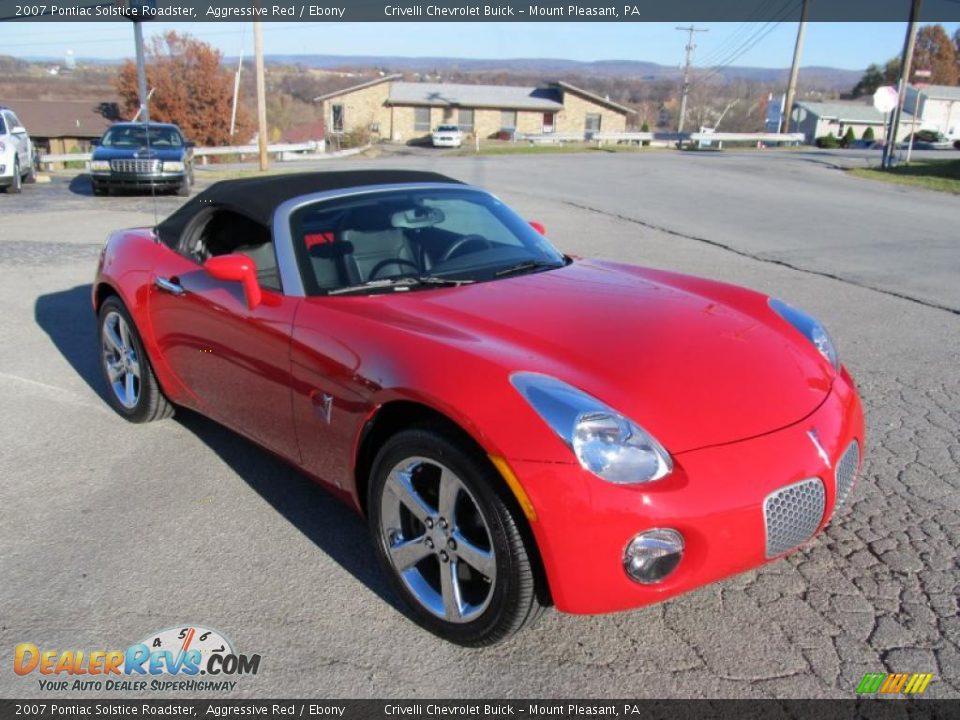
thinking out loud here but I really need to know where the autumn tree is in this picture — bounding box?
[851,24,959,97]
[116,32,252,146]
[912,24,959,85]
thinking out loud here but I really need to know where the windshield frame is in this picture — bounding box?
[277,183,566,298]
[100,125,185,149]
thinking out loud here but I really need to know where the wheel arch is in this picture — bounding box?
[93,280,121,312]
[353,399,552,606]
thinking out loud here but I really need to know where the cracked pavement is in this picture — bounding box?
[0,150,957,698]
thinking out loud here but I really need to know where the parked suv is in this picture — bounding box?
[0,106,36,194]
[90,122,194,196]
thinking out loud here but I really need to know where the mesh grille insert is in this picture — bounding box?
[764,477,825,558]
[110,159,162,174]
[834,441,860,510]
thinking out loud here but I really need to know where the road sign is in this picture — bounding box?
[874,86,898,114]
[765,93,785,133]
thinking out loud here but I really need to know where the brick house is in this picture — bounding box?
[314,75,632,142]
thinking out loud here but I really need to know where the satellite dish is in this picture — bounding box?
[873,86,898,114]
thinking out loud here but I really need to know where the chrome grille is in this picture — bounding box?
[764,477,825,558]
[110,159,161,174]
[834,441,860,510]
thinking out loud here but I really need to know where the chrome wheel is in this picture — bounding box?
[379,457,496,623]
[101,310,141,409]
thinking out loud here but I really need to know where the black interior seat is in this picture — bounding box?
[340,207,418,283]
[201,211,281,291]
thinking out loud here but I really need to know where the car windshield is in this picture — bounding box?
[436,125,459,132]
[101,126,184,148]
[290,187,566,295]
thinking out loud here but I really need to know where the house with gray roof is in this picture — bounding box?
[791,100,918,144]
[314,75,632,142]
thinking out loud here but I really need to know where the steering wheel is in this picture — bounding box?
[440,234,493,262]
[367,257,421,281]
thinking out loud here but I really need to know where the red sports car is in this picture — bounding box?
[93,170,864,646]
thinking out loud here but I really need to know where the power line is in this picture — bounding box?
[694,2,772,68]
[691,0,801,89]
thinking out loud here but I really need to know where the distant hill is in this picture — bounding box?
[14,52,863,92]
[241,54,861,90]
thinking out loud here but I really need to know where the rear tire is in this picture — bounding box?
[24,158,36,183]
[97,296,174,423]
[368,425,544,646]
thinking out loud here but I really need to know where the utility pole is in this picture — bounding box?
[675,25,708,134]
[905,68,931,165]
[883,0,922,168]
[780,0,809,134]
[133,21,150,124]
[253,20,269,171]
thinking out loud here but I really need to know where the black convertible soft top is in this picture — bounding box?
[155,170,463,247]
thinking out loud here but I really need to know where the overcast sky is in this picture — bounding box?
[2,22,959,70]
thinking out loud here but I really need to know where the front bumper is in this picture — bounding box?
[509,367,865,614]
[91,171,185,189]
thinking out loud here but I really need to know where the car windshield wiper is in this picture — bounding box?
[494,260,562,278]
[327,276,473,296]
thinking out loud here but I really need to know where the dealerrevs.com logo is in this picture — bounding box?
[14,625,261,692]
[856,672,934,695]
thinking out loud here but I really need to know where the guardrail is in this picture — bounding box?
[688,132,805,148]
[592,132,655,145]
[514,132,585,144]
[38,140,324,169]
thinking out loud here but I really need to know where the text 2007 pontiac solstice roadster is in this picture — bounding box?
[93,170,864,645]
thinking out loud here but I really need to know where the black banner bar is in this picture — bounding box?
[1,700,959,720]
[2,0,960,22]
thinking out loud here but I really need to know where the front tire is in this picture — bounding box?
[176,177,190,196]
[8,159,22,194]
[98,296,174,423]
[368,426,544,646]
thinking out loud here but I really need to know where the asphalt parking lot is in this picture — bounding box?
[1,150,957,699]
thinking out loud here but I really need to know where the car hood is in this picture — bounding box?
[351,259,834,454]
[92,146,185,161]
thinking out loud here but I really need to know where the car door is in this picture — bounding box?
[6,112,28,168]
[146,229,302,463]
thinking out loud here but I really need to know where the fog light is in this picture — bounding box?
[623,529,684,584]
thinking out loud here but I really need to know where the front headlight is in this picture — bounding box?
[511,372,673,484]
[90,160,111,172]
[162,161,185,172]
[769,298,839,370]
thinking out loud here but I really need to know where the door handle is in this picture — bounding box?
[154,276,185,296]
